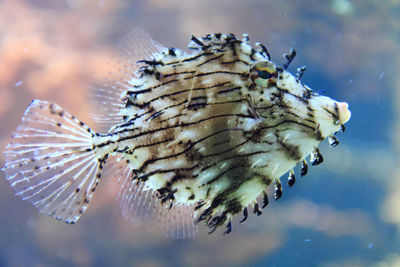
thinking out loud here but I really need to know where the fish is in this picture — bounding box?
[2,29,351,238]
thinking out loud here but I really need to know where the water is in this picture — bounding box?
[0,0,399,266]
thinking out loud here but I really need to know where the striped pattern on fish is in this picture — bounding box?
[2,29,351,237]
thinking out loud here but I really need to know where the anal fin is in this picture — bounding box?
[111,156,198,239]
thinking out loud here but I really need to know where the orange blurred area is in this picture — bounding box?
[0,0,400,266]
[0,0,121,123]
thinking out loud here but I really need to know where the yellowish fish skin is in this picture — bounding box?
[3,31,350,236]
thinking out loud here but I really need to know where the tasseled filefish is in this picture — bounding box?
[3,29,351,238]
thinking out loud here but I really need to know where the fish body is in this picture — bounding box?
[3,30,351,237]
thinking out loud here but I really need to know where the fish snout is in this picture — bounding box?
[337,101,351,124]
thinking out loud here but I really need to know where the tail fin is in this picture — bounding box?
[3,100,107,224]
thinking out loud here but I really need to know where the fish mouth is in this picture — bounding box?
[337,101,351,124]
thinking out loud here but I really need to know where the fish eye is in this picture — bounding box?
[250,61,277,87]
[256,69,273,80]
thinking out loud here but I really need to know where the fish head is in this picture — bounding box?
[249,60,351,141]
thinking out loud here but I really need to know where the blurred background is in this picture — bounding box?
[0,0,399,266]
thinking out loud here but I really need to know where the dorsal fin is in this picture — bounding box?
[105,156,198,239]
[90,28,167,132]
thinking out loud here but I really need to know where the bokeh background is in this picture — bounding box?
[0,0,399,266]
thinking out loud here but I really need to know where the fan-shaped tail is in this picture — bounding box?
[3,100,108,223]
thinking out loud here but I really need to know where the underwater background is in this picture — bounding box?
[0,0,399,266]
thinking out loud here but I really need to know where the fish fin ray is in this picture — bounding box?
[162,203,199,239]
[3,100,106,223]
[110,156,198,238]
[90,28,168,131]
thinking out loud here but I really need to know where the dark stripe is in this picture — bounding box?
[258,43,271,60]
[259,119,317,132]
[136,164,199,181]
[137,60,164,66]
[211,138,230,147]
[277,87,310,105]
[131,100,187,124]
[126,88,152,96]
[196,54,224,67]
[162,70,196,78]
[184,71,246,80]
[159,113,186,123]
[176,51,214,63]
[323,106,339,121]
[110,123,140,135]
[190,35,207,49]
[203,133,259,158]
[221,59,250,66]
[126,99,149,109]
[145,110,163,121]
[255,104,275,111]
[127,78,179,95]
[187,96,207,109]
[189,96,207,102]
[122,137,173,153]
